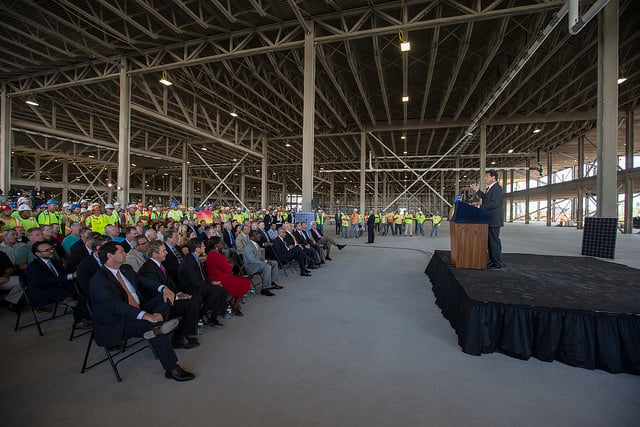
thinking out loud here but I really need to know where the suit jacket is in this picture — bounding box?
[89,264,162,347]
[66,241,91,273]
[138,259,177,300]
[235,233,250,254]
[25,257,73,306]
[222,229,236,248]
[242,241,266,275]
[263,214,273,229]
[367,214,375,227]
[477,183,504,228]
[177,252,208,295]
[257,228,271,246]
[76,254,100,296]
[272,236,290,260]
[309,228,323,243]
[125,249,146,272]
[284,231,299,247]
[162,243,182,286]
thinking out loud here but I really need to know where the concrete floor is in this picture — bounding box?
[0,223,638,426]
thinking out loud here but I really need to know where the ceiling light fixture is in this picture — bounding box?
[402,96,409,102]
[285,143,291,147]
[533,128,542,134]
[399,29,410,52]
[400,135,406,140]
[617,77,627,84]
[230,111,238,117]
[201,147,208,151]
[25,96,39,106]
[159,71,172,86]
[508,149,514,154]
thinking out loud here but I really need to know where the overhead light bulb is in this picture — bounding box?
[401,135,406,140]
[402,96,409,102]
[507,149,514,154]
[230,111,238,117]
[26,97,39,106]
[285,143,291,147]
[617,77,627,84]
[400,41,411,52]
[533,128,542,134]
[159,71,172,86]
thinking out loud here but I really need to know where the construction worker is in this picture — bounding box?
[341,210,350,238]
[167,201,184,222]
[350,208,360,238]
[9,205,39,232]
[315,209,326,235]
[104,204,120,226]
[394,210,403,236]
[37,199,63,235]
[404,210,414,236]
[386,211,395,236]
[415,210,426,236]
[430,210,442,238]
[85,203,107,234]
[374,211,380,233]
[123,203,140,226]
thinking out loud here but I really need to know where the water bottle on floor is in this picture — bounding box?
[226,305,232,319]
[250,288,256,298]
[197,319,204,335]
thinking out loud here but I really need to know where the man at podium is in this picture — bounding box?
[470,170,504,269]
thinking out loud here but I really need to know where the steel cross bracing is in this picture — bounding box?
[1,0,638,203]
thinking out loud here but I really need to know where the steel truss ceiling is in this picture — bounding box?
[1,0,639,198]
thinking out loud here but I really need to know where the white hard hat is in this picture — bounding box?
[18,204,32,211]
[18,197,29,205]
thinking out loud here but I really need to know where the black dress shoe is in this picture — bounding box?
[172,335,199,349]
[487,264,502,270]
[261,289,275,296]
[186,336,200,346]
[487,262,496,268]
[325,256,332,261]
[320,260,325,264]
[271,283,283,289]
[337,244,346,250]
[205,317,224,327]
[307,264,317,270]
[300,272,312,277]
[165,365,195,382]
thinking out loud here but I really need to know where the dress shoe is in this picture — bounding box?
[271,283,283,289]
[261,289,275,296]
[487,262,496,268]
[232,306,244,316]
[75,320,93,330]
[300,272,312,277]
[186,336,200,346]
[205,317,224,327]
[337,244,346,250]
[307,264,317,270]
[320,260,325,264]
[172,335,199,349]
[325,256,332,261]
[487,264,502,270]
[143,318,179,339]
[61,297,79,308]
[165,365,195,382]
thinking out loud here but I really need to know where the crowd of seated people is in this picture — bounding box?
[0,194,348,382]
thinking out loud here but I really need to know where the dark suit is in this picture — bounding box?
[263,214,273,230]
[222,229,236,249]
[477,182,504,267]
[273,235,308,273]
[66,241,91,273]
[25,257,76,309]
[367,214,375,243]
[89,264,177,370]
[76,255,101,321]
[285,231,316,264]
[178,253,226,319]
[138,259,201,338]
[297,229,323,262]
[162,243,183,288]
[257,228,275,259]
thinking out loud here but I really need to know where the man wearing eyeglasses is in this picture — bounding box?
[25,241,78,313]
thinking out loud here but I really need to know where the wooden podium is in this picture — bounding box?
[449,202,491,270]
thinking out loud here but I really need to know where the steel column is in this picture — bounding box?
[301,22,316,212]
[0,84,11,194]
[624,110,634,233]
[117,58,131,204]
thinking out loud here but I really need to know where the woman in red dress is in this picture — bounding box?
[205,236,250,316]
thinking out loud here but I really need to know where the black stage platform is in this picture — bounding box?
[425,250,640,374]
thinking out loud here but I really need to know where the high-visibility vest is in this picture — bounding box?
[374,214,380,224]
[37,210,62,227]
[167,209,183,221]
[432,215,441,225]
[6,215,39,232]
[316,213,325,225]
[386,213,394,223]
[416,214,426,224]
[341,215,350,227]
[404,214,414,224]
[105,211,120,226]
[86,214,107,234]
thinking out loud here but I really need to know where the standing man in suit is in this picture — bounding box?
[179,238,227,327]
[470,170,504,269]
[243,231,281,296]
[89,241,195,381]
[139,240,201,349]
[366,209,376,243]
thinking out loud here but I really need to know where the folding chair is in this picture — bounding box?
[80,302,154,382]
[68,282,91,342]
[14,275,71,336]
[272,250,297,277]
[239,253,264,294]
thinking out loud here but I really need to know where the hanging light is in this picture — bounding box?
[399,29,410,52]
[402,96,409,102]
[230,111,239,117]
[25,96,39,106]
[159,71,172,86]
[533,128,542,134]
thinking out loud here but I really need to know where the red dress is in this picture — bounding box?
[205,251,251,298]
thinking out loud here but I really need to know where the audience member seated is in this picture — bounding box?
[308,221,345,261]
[89,241,194,381]
[243,231,281,296]
[125,236,148,272]
[65,228,94,273]
[0,250,22,310]
[272,227,312,277]
[25,241,78,314]
[179,238,227,327]
[138,240,201,350]
[76,235,111,328]
[205,236,250,315]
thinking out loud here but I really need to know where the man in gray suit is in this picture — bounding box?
[125,236,148,272]
[242,231,281,296]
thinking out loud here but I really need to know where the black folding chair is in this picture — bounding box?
[80,302,154,382]
[68,282,91,342]
[14,275,71,336]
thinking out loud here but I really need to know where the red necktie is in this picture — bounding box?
[158,262,167,278]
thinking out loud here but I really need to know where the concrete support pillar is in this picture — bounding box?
[382,173,387,208]
[0,84,11,194]
[624,110,634,233]
[525,159,530,224]
[301,22,316,212]
[360,132,366,214]
[141,171,146,205]
[509,170,514,222]
[596,0,619,217]
[62,159,69,202]
[455,158,460,196]
[577,136,585,229]
[440,172,444,214]
[240,164,246,205]
[374,160,379,211]
[181,142,188,205]
[282,181,287,208]
[117,58,131,204]
[261,136,268,209]
[329,174,334,212]
[34,154,41,190]
[479,124,487,189]
[546,151,552,226]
